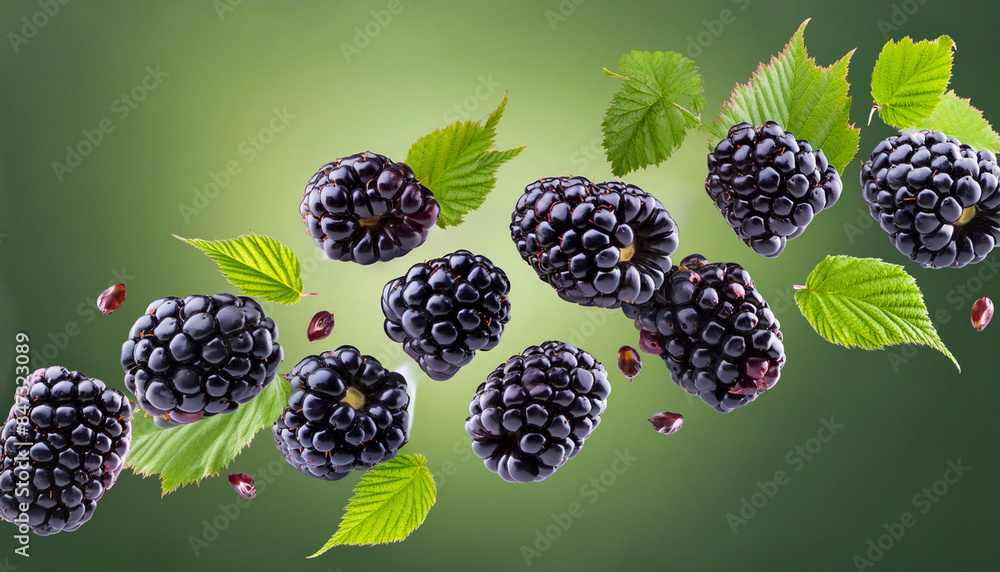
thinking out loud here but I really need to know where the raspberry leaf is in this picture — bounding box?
[601,50,706,176]
[309,454,436,556]
[710,19,860,174]
[174,233,312,305]
[913,90,1000,152]
[794,255,959,371]
[870,36,954,129]
[406,93,524,228]
[126,378,291,494]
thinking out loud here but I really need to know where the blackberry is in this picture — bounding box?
[511,176,678,309]
[0,367,131,535]
[706,121,843,257]
[382,250,511,381]
[300,152,440,265]
[273,347,410,481]
[120,294,284,428]
[860,130,1000,268]
[623,254,785,413]
[465,341,611,483]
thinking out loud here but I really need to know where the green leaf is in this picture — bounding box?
[174,233,312,305]
[913,90,1000,152]
[601,50,706,176]
[871,36,954,128]
[126,378,291,494]
[405,93,523,228]
[309,453,436,557]
[710,19,860,174]
[794,255,959,370]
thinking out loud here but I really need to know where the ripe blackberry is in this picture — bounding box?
[860,130,1000,268]
[511,177,678,309]
[623,254,785,413]
[0,367,131,535]
[706,121,843,257]
[382,250,511,381]
[273,347,410,481]
[465,341,611,483]
[300,152,440,265]
[120,294,284,428]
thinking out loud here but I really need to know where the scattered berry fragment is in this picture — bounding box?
[649,411,683,435]
[307,310,335,342]
[618,345,642,380]
[972,296,994,331]
[227,473,257,499]
[97,283,127,315]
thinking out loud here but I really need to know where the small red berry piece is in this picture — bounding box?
[649,411,683,435]
[228,473,257,499]
[307,310,335,341]
[97,283,127,315]
[971,296,993,331]
[617,345,642,380]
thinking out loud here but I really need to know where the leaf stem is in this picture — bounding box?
[867,105,881,126]
[792,284,806,290]
[602,67,629,80]
[672,102,702,123]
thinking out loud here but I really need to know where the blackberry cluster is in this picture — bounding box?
[121,294,284,428]
[382,250,511,381]
[465,341,611,483]
[273,347,410,481]
[511,177,679,309]
[300,152,440,265]
[0,367,131,535]
[623,254,785,413]
[706,121,843,257]
[860,130,1000,268]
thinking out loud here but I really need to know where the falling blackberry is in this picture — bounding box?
[0,367,131,535]
[465,341,611,483]
[382,250,511,381]
[120,294,284,428]
[300,152,440,265]
[273,347,410,481]
[706,121,843,257]
[511,176,678,309]
[623,254,785,413]
[860,130,1000,268]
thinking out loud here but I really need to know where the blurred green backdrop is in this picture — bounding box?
[1,1,998,570]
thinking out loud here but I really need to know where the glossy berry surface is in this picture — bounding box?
[0,367,131,535]
[382,250,511,381]
[465,341,611,483]
[273,347,410,481]
[300,152,440,265]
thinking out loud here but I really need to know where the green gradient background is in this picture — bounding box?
[1,1,999,570]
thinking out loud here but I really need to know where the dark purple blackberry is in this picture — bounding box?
[860,130,1000,268]
[382,250,511,381]
[706,121,843,257]
[511,177,678,309]
[623,254,785,413]
[120,294,284,428]
[272,347,410,481]
[0,367,131,535]
[300,152,440,265]
[465,341,611,483]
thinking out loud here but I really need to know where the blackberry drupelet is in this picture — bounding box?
[0,367,131,535]
[511,176,678,309]
[300,152,440,265]
[273,347,410,481]
[465,341,611,483]
[706,121,843,257]
[623,254,785,413]
[382,250,511,381]
[120,294,284,428]
[860,130,1000,268]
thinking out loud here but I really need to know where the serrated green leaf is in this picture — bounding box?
[794,255,959,370]
[309,454,436,557]
[710,19,860,174]
[126,378,291,494]
[601,50,706,177]
[405,93,523,228]
[174,233,311,305]
[913,90,1000,152]
[871,36,953,129]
